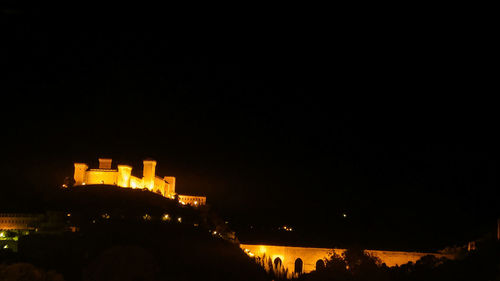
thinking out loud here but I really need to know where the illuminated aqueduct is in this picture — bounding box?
[240,244,455,279]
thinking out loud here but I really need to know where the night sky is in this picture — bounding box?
[2,7,498,250]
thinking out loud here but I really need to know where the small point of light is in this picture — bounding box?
[0,232,5,238]
[177,217,182,223]
[82,182,86,185]
[343,213,347,218]
[62,184,68,188]
[66,213,71,217]
[3,245,8,249]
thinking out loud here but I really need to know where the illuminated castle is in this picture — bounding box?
[73,158,206,206]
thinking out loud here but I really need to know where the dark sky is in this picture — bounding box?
[1,7,498,250]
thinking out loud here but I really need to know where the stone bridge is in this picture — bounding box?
[240,244,454,278]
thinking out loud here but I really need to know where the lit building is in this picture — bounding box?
[0,213,42,231]
[177,195,207,206]
[73,158,206,206]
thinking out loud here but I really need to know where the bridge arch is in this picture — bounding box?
[315,259,325,271]
[294,258,303,274]
[274,257,282,269]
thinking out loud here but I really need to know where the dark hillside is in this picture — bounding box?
[1,186,267,281]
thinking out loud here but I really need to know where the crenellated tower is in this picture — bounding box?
[74,163,88,185]
[142,159,157,191]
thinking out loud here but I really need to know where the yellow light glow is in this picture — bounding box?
[82,182,86,185]
[0,232,5,238]
[162,214,170,221]
[3,245,8,249]
[177,217,182,223]
[66,213,71,217]
[143,214,151,220]
[259,246,267,254]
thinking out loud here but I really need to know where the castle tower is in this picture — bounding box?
[143,159,157,191]
[74,163,88,185]
[164,176,176,197]
[98,158,112,169]
[117,165,132,187]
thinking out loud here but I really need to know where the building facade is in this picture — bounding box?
[73,158,206,206]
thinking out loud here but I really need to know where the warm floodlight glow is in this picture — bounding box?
[66,213,71,217]
[177,217,182,223]
[3,245,8,249]
[143,214,151,221]
[259,246,267,254]
[162,214,170,221]
[0,232,5,238]
[71,158,203,205]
